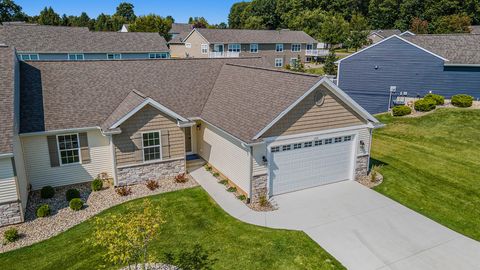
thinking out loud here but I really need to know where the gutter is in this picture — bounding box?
[0,153,14,158]
[19,126,100,137]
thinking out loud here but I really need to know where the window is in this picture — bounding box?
[335,137,342,143]
[107,53,121,60]
[314,140,323,146]
[57,134,80,165]
[249,43,258,53]
[228,43,241,52]
[142,132,161,161]
[275,58,283,67]
[304,141,313,148]
[68,54,84,61]
[293,143,302,149]
[275,43,284,52]
[201,44,208,54]
[306,43,314,50]
[344,136,352,141]
[290,57,297,66]
[282,144,291,151]
[19,54,39,61]
[185,43,192,48]
[291,43,301,52]
[305,56,312,63]
[271,146,280,153]
[149,53,168,59]
[325,138,332,144]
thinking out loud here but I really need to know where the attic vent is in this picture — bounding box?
[315,91,325,106]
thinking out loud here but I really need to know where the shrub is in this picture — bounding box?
[115,186,132,196]
[40,186,55,199]
[204,165,212,171]
[3,228,19,243]
[91,178,103,192]
[164,244,217,270]
[218,179,228,185]
[237,194,246,201]
[69,198,84,211]
[424,93,445,105]
[370,165,382,182]
[212,172,220,177]
[414,98,436,112]
[226,186,237,193]
[392,105,411,116]
[36,204,51,218]
[146,180,159,190]
[451,94,473,107]
[66,189,80,201]
[174,173,188,183]
[258,196,269,207]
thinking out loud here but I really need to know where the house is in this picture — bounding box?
[0,23,170,60]
[368,29,415,44]
[168,28,324,67]
[168,23,193,40]
[0,51,378,226]
[337,34,480,114]
[118,24,129,32]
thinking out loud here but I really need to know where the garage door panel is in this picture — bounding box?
[270,136,354,195]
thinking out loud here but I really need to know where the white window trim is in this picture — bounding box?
[185,43,192,48]
[291,43,301,52]
[249,43,258,53]
[276,43,284,52]
[68,53,85,61]
[56,133,82,166]
[107,53,122,60]
[228,43,241,52]
[141,130,163,163]
[275,58,283,67]
[201,44,209,54]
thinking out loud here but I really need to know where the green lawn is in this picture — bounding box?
[372,109,480,241]
[0,187,344,270]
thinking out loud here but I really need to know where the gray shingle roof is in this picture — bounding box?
[19,57,329,143]
[169,23,193,34]
[194,28,317,44]
[0,45,15,154]
[470,25,480,34]
[0,24,169,53]
[369,29,401,38]
[404,34,480,64]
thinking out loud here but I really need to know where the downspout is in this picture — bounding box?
[248,145,254,204]
[109,134,119,186]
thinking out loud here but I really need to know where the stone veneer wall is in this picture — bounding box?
[117,159,185,186]
[251,174,268,204]
[355,155,369,181]
[0,201,22,227]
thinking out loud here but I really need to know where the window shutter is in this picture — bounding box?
[161,130,170,159]
[134,134,143,163]
[79,132,91,164]
[47,136,60,167]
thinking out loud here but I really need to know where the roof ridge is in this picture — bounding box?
[131,89,147,98]
[224,63,321,78]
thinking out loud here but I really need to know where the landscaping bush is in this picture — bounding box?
[226,186,237,193]
[91,178,103,192]
[414,98,436,112]
[69,198,84,211]
[212,172,220,177]
[218,179,228,185]
[36,204,51,218]
[174,173,188,183]
[392,105,412,116]
[204,165,212,171]
[66,189,80,201]
[164,244,217,270]
[3,228,19,243]
[237,194,246,201]
[258,196,269,207]
[115,186,132,196]
[451,94,473,107]
[40,186,55,199]
[146,179,159,190]
[424,93,445,105]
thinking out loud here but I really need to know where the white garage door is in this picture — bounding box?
[269,135,355,195]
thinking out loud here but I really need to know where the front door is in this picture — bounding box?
[213,44,224,52]
[185,127,192,154]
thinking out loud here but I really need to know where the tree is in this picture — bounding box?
[248,0,281,29]
[243,15,266,29]
[129,14,172,40]
[228,1,250,28]
[345,13,369,51]
[395,0,425,30]
[76,12,91,27]
[88,199,164,269]
[209,22,227,29]
[286,8,326,41]
[115,2,136,22]
[164,244,217,270]
[324,51,338,75]
[433,13,471,34]
[368,0,399,29]
[320,13,349,47]
[410,17,428,34]
[37,6,61,25]
[0,0,26,22]
[188,16,209,28]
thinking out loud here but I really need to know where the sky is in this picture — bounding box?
[14,0,244,24]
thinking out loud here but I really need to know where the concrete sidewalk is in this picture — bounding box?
[190,167,480,270]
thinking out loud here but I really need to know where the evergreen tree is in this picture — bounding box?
[37,7,61,25]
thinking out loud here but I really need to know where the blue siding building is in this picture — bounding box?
[337,35,480,114]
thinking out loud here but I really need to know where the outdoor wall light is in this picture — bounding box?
[374,65,379,70]
[196,123,201,130]
[262,156,268,164]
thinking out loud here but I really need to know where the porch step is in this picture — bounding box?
[187,158,206,173]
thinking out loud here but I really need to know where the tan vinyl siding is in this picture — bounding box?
[113,105,185,167]
[22,129,113,190]
[357,128,371,156]
[262,85,366,138]
[178,30,209,58]
[169,44,187,58]
[0,157,18,203]
[13,135,28,210]
[197,122,251,196]
[252,144,267,176]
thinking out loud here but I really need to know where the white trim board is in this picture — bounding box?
[335,35,449,64]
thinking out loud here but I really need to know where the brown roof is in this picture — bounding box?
[169,23,193,34]
[404,34,480,64]
[0,24,169,53]
[0,45,15,154]
[101,90,147,131]
[194,28,317,44]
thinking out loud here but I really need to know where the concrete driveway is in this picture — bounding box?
[190,168,480,270]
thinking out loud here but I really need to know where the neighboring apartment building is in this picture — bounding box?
[367,29,415,44]
[168,28,323,67]
[337,34,480,114]
[169,23,193,40]
[0,23,170,60]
